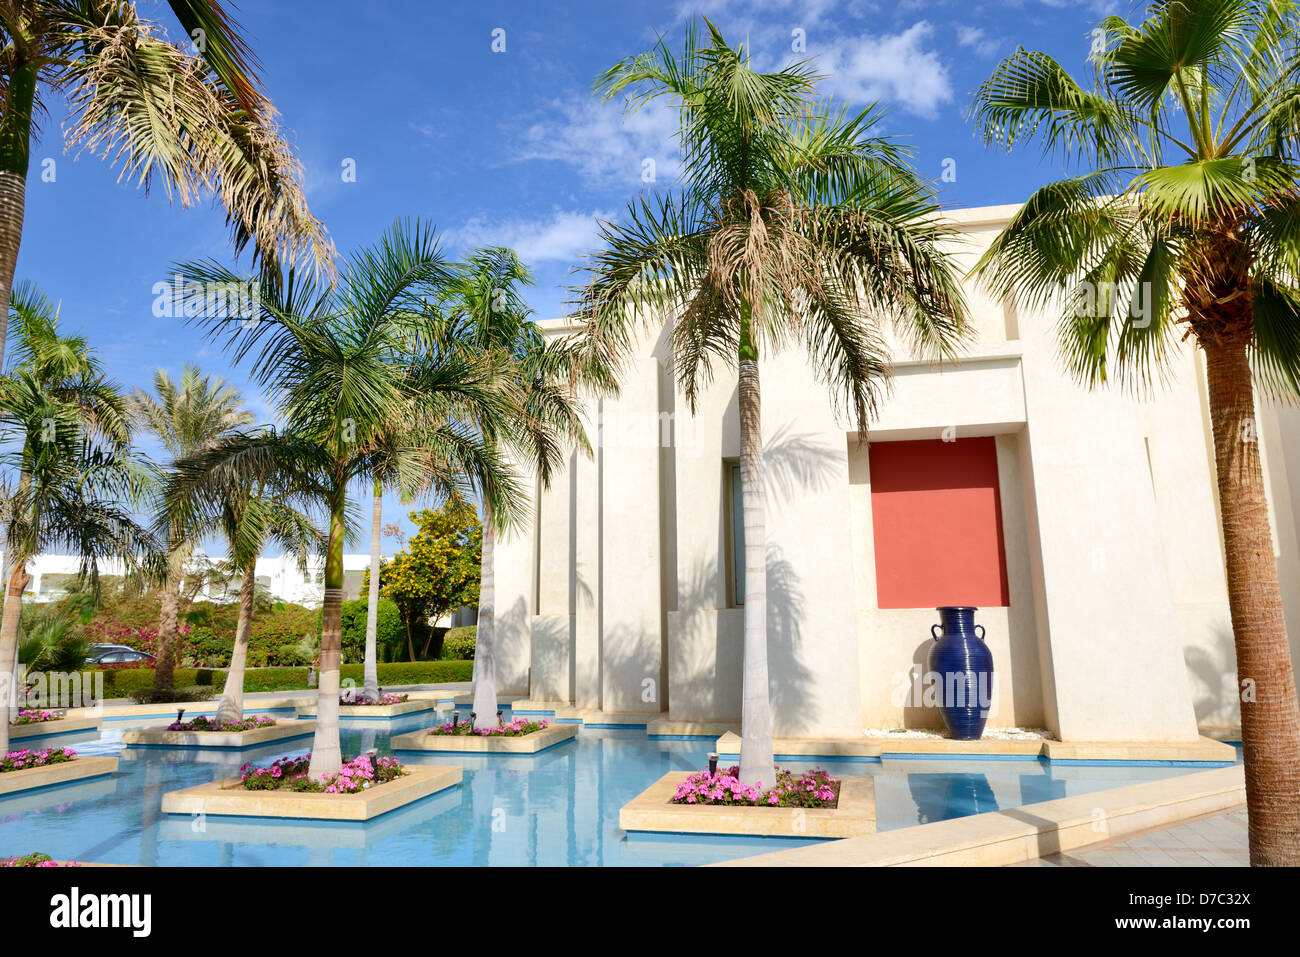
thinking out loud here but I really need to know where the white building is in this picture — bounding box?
[11,551,382,607]
[492,203,1300,743]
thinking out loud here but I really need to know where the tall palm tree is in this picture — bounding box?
[434,248,591,727]
[169,463,319,724]
[129,366,250,691]
[170,221,525,779]
[361,476,384,695]
[0,1,334,369]
[0,282,155,754]
[970,0,1300,866]
[574,22,968,787]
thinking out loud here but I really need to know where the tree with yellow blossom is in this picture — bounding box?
[362,498,481,661]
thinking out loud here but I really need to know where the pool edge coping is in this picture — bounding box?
[708,763,1246,867]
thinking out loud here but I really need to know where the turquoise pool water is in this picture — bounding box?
[1,708,1220,866]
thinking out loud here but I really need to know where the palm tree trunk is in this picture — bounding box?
[737,352,775,789]
[470,506,497,725]
[0,553,30,757]
[153,533,188,692]
[363,478,382,698]
[0,61,36,372]
[1204,335,1300,866]
[215,562,257,724]
[308,491,346,779]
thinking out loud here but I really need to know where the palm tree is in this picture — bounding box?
[129,366,250,691]
[170,221,525,779]
[179,469,319,724]
[0,282,155,754]
[361,476,384,696]
[574,22,968,787]
[0,1,334,369]
[969,0,1300,865]
[434,247,591,727]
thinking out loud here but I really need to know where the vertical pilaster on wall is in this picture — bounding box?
[599,358,664,713]
[531,450,575,703]
[573,398,602,710]
[1018,311,1199,743]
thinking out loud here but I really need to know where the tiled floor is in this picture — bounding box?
[1022,806,1250,867]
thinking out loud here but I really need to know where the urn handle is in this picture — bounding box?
[974,624,986,640]
[931,624,943,640]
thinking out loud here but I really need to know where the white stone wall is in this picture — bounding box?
[490,202,1298,742]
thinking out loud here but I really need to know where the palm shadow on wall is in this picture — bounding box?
[1184,618,1240,729]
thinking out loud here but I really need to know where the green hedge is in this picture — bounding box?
[93,660,473,695]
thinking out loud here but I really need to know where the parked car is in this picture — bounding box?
[87,644,157,665]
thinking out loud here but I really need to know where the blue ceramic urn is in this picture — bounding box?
[926,606,994,740]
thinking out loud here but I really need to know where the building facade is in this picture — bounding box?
[12,551,381,607]
[493,203,1300,743]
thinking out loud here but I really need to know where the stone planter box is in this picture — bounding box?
[390,722,578,754]
[0,756,119,797]
[297,699,435,719]
[121,719,315,749]
[160,764,462,821]
[620,772,876,839]
[9,717,103,740]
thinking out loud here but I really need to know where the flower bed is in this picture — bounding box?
[239,753,407,794]
[340,692,409,706]
[2,852,80,868]
[671,767,840,808]
[428,717,548,738]
[10,709,64,726]
[1,746,77,773]
[166,715,276,733]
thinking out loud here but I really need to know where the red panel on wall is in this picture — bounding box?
[869,437,1010,609]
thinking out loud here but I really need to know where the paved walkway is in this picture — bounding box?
[1022,806,1249,867]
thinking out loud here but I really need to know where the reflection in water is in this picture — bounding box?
[0,710,1215,866]
[907,772,998,825]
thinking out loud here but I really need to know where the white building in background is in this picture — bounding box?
[10,551,382,607]
[492,203,1300,743]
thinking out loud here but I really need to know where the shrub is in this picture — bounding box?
[440,625,475,660]
[340,692,408,706]
[127,687,216,705]
[94,660,474,696]
[168,715,275,732]
[670,767,840,808]
[429,716,545,737]
[80,600,323,669]
[1,852,75,867]
[239,754,405,793]
[340,598,405,663]
[1,746,76,772]
[276,643,309,666]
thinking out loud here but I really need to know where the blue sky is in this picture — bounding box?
[16,0,1128,544]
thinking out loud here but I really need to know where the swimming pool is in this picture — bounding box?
[0,708,1222,866]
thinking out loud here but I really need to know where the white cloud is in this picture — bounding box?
[819,22,953,118]
[955,25,1002,59]
[447,209,615,265]
[516,95,681,188]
